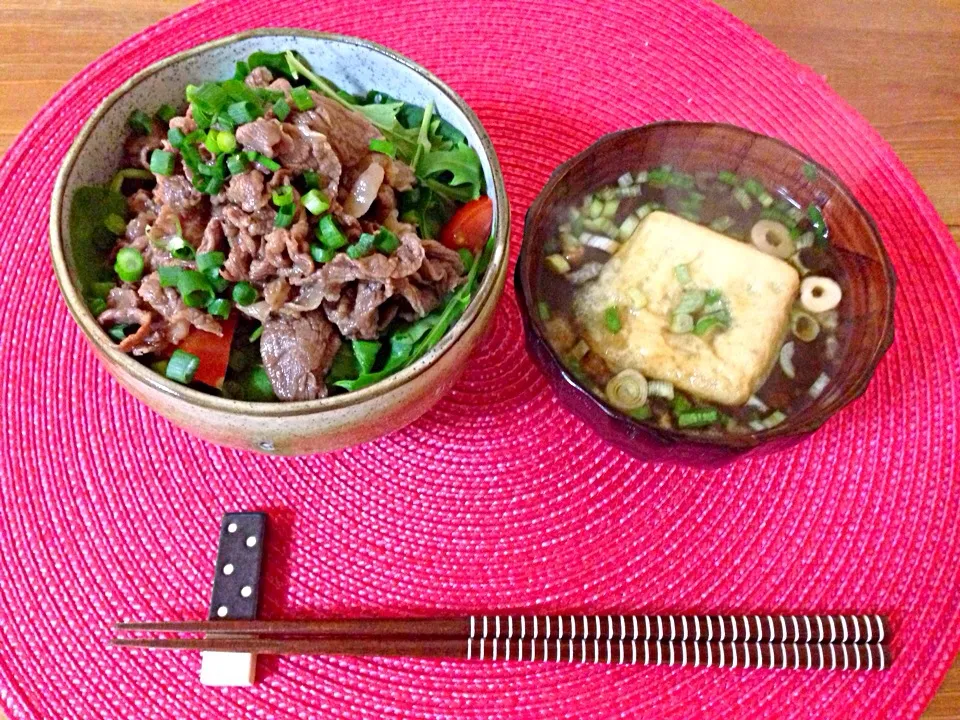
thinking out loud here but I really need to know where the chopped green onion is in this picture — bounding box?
[256,153,281,172]
[732,187,753,210]
[708,215,735,233]
[618,213,641,240]
[629,405,653,421]
[352,339,380,374]
[274,205,295,228]
[302,170,320,190]
[203,129,220,154]
[107,324,132,341]
[249,324,264,343]
[166,349,200,384]
[158,265,181,287]
[176,269,214,308]
[374,227,400,253]
[273,98,291,122]
[309,243,335,263]
[675,289,706,315]
[202,176,224,195]
[149,149,176,176]
[167,127,186,149]
[90,281,115,299]
[677,408,719,428]
[604,306,622,333]
[226,153,249,175]
[647,167,671,187]
[761,410,787,429]
[647,380,674,399]
[289,85,315,111]
[272,185,295,207]
[114,247,144,283]
[128,109,153,135]
[233,60,250,81]
[155,104,177,123]
[87,297,107,316]
[196,251,225,273]
[346,232,376,259]
[717,170,739,185]
[207,297,231,319]
[231,281,257,306]
[672,394,692,415]
[216,130,237,153]
[369,138,396,157]
[191,105,212,130]
[670,313,694,334]
[205,267,229,294]
[316,215,347,249]
[537,301,551,321]
[104,213,127,235]
[588,197,604,218]
[227,101,260,125]
[704,288,723,305]
[205,268,229,297]
[601,199,619,219]
[807,204,828,246]
[743,178,767,198]
[166,236,195,261]
[300,190,330,215]
[694,314,727,336]
[802,162,819,181]
[189,83,228,113]
[617,172,634,188]
[674,264,692,286]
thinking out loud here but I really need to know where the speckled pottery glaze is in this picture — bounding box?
[50,29,510,455]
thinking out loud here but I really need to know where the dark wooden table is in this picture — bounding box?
[0,1,957,716]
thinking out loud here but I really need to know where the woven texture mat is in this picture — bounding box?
[1,1,959,718]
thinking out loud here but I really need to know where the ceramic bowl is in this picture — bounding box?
[50,29,510,455]
[517,122,895,465]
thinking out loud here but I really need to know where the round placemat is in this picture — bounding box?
[1,0,959,718]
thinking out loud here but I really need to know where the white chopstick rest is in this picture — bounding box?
[200,512,267,687]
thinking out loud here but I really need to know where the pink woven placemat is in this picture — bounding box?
[1,0,959,718]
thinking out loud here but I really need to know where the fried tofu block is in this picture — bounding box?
[574,211,799,406]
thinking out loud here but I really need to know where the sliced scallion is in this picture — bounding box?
[346,233,376,259]
[176,269,214,308]
[227,101,260,125]
[374,227,400,253]
[231,281,257,306]
[677,408,719,428]
[196,251,225,273]
[155,104,177,123]
[226,153,249,175]
[158,265,181,287]
[166,236,195,261]
[673,264,692,286]
[114,247,144,283]
[216,130,237,153]
[149,149,176,176]
[272,185,295,207]
[302,189,330,215]
[206,297,231,319]
[604,306,622,333]
[273,98,291,122]
[289,85,315,111]
[309,243,335,263]
[669,313,694,334]
[256,153,281,172]
[128,109,153,135]
[166,349,200,384]
[316,215,347,249]
[537,301,550,321]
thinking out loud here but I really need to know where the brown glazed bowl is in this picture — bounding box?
[50,30,510,455]
[517,122,895,465]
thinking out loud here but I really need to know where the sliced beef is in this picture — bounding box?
[154,174,203,213]
[371,153,416,192]
[199,217,224,254]
[124,121,164,170]
[168,115,197,135]
[260,311,341,401]
[225,170,267,212]
[221,204,276,238]
[99,286,154,353]
[295,94,381,170]
[323,282,386,340]
[138,272,222,344]
[244,66,274,88]
[236,118,284,158]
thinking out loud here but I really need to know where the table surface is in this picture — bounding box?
[0,0,957,717]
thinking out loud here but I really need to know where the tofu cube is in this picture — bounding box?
[574,211,799,406]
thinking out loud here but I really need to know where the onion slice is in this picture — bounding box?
[343,162,385,217]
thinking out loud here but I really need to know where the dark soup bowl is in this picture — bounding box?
[516,122,895,465]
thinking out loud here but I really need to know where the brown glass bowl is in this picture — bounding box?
[516,122,896,465]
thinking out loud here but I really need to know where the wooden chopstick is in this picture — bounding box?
[111,634,889,671]
[116,613,888,645]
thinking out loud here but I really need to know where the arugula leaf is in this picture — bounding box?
[332,234,494,392]
[417,145,482,200]
[399,186,456,239]
[70,186,127,291]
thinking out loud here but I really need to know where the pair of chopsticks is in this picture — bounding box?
[113,613,890,671]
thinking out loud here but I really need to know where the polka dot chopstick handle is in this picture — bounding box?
[465,637,889,671]
[469,614,888,645]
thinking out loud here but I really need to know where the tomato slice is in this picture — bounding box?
[175,311,238,389]
[439,196,493,253]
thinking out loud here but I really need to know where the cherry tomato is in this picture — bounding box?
[439,196,493,253]
[175,311,238,389]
